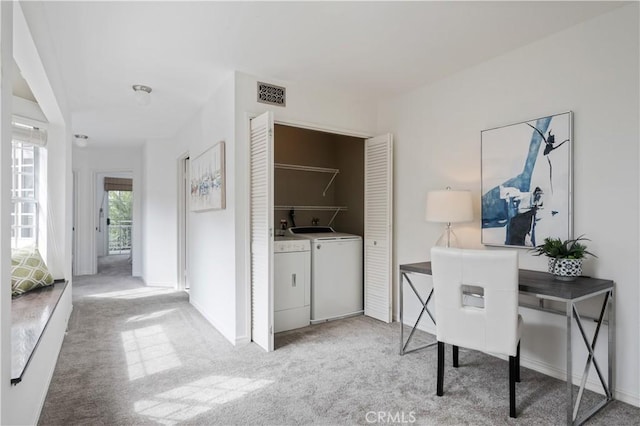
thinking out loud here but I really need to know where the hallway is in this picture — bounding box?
[39,261,251,425]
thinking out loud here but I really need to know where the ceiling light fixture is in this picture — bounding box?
[132,84,152,106]
[74,134,89,148]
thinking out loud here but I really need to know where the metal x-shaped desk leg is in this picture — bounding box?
[567,290,614,425]
[400,272,437,355]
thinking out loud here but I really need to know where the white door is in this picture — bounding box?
[72,171,78,276]
[250,111,275,351]
[364,134,393,323]
[177,155,190,290]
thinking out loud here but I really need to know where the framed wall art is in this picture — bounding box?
[481,111,572,247]
[190,141,225,212]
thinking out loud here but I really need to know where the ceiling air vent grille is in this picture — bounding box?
[257,82,286,107]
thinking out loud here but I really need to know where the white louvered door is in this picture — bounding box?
[250,112,274,351]
[364,134,393,323]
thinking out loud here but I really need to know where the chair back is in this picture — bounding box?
[431,247,519,356]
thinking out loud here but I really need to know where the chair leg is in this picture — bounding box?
[509,354,517,418]
[437,341,444,396]
[452,345,459,368]
[515,341,521,383]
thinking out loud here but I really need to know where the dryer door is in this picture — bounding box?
[274,252,307,311]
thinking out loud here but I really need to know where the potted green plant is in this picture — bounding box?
[531,235,597,281]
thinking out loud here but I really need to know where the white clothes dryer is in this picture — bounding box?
[274,237,311,332]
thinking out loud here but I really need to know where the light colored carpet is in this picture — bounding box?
[97,254,132,276]
[39,258,639,425]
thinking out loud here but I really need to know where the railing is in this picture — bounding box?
[108,220,131,254]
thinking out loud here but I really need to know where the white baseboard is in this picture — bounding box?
[190,299,236,345]
[235,335,251,346]
[614,389,640,407]
[143,281,175,288]
[521,356,639,407]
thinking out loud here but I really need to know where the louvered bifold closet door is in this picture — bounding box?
[364,134,393,323]
[250,112,274,352]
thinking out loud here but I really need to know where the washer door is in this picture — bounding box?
[312,240,363,321]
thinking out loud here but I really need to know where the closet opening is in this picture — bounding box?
[249,110,393,352]
[273,124,365,336]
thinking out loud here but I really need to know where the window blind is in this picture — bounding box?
[104,177,133,192]
[12,120,47,147]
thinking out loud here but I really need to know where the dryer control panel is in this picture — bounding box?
[274,239,310,253]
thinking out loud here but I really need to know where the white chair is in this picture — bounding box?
[431,246,522,418]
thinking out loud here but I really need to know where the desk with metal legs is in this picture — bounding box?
[399,261,615,426]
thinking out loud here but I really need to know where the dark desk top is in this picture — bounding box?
[400,262,614,302]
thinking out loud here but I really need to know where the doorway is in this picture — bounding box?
[96,173,133,275]
[177,154,190,291]
[73,171,78,276]
[106,190,132,255]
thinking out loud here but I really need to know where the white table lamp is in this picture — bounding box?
[425,188,473,247]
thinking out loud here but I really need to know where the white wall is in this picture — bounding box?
[0,3,14,422]
[141,73,238,341]
[378,5,639,406]
[2,3,74,424]
[141,139,178,287]
[187,75,238,341]
[73,145,143,276]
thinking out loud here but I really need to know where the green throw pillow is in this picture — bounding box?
[11,247,54,297]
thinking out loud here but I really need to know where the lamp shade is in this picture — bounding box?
[425,189,473,223]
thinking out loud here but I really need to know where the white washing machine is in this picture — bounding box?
[274,237,311,332]
[288,227,363,323]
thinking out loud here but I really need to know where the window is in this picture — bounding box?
[107,190,133,254]
[10,119,47,249]
[11,141,38,248]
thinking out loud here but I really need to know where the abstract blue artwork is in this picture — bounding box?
[481,112,572,247]
[190,141,225,211]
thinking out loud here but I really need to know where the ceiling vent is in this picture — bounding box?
[257,82,286,107]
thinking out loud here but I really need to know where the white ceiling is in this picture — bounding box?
[20,1,625,146]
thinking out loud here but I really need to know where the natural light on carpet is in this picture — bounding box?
[126,308,177,323]
[121,325,182,381]
[134,375,273,425]
[90,287,175,300]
